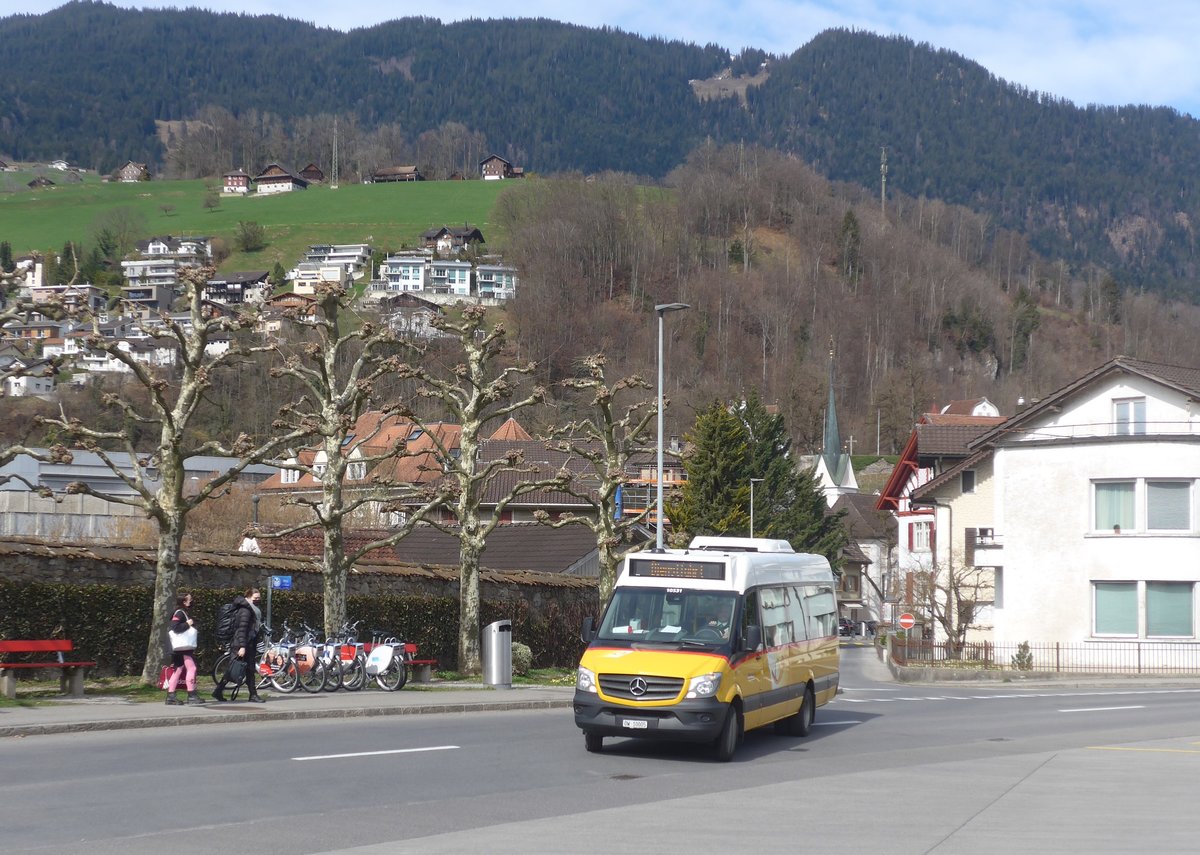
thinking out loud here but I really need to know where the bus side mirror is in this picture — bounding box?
[742,625,762,652]
[580,615,596,643]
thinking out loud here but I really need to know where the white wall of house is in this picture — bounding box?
[986,373,1200,661]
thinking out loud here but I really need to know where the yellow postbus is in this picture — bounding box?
[574,536,839,761]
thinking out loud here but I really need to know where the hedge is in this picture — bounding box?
[0,580,591,676]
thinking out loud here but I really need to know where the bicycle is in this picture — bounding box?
[364,628,410,691]
[211,623,300,694]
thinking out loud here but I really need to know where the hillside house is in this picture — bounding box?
[116,161,150,182]
[0,355,55,398]
[203,271,271,305]
[253,163,308,194]
[223,169,253,194]
[120,235,212,316]
[909,357,1200,666]
[299,162,325,183]
[421,225,484,254]
[371,165,423,182]
[429,259,473,296]
[258,292,318,337]
[475,263,518,300]
[479,154,524,180]
[29,282,108,315]
[299,244,372,280]
[289,262,350,296]
[377,293,448,340]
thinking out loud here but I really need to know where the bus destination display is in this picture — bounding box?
[628,558,726,581]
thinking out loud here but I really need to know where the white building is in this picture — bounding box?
[290,262,349,296]
[300,244,372,280]
[911,357,1200,667]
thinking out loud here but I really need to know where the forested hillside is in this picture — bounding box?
[0,2,735,177]
[3,3,1200,294]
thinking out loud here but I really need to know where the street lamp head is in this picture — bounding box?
[655,302,690,316]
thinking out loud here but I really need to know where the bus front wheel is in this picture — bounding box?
[584,731,604,753]
[714,704,742,762]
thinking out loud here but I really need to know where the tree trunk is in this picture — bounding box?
[457,523,484,674]
[322,520,347,637]
[141,518,184,684]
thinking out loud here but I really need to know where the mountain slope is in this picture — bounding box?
[2,4,1199,293]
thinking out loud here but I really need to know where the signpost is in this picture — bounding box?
[266,575,292,635]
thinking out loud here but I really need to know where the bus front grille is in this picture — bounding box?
[599,673,684,701]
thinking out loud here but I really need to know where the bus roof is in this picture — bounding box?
[618,537,834,594]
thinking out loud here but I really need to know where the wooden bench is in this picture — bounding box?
[0,640,96,699]
[403,643,438,683]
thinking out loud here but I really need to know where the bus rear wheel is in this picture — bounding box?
[780,685,815,737]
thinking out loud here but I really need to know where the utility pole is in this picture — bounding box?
[880,146,888,217]
[331,117,339,190]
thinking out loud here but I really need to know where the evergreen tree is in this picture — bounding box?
[0,241,13,273]
[738,391,846,566]
[668,400,752,539]
[838,210,861,280]
[270,262,287,288]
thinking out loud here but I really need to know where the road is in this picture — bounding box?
[3,648,1199,854]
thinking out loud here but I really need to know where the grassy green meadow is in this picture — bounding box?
[0,173,512,272]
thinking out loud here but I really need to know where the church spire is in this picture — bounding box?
[822,340,842,479]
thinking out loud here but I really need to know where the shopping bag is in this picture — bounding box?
[158,665,174,690]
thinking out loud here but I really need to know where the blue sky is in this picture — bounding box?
[10,1,1200,117]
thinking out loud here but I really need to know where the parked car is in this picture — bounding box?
[838,617,855,636]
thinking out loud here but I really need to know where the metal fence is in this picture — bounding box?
[890,639,1200,675]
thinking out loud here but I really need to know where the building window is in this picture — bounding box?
[1094,582,1137,636]
[347,462,366,481]
[281,468,299,484]
[961,470,976,494]
[1146,582,1194,637]
[1147,481,1190,530]
[1114,397,1146,435]
[910,520,932,551]
[1094,481,1135,532]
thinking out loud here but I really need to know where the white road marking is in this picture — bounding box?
[293,745,460,761]
[1059,705,1145,713]
[835,688,1200,705]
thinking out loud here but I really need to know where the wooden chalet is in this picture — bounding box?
[371,165,424,182]
[480,154,523,180]
[299,162,325,183]
[421,225,485,253]
[116,161,150,182]
[253,163,309,194]
[223,168,252,194]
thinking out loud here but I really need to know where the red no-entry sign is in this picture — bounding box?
[898,613,916,630]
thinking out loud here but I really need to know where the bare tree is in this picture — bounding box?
[913,551,994,655]
[400,304,562,674]
[538,354,656,604]
[38,267,309,684]
[261,282,448,635]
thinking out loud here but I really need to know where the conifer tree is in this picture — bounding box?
[667,400,751,539]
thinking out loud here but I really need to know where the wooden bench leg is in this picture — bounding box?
[0,669,15,700]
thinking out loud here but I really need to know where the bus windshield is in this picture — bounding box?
[598,588,739,646]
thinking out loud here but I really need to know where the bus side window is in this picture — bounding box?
[739,590,760,648]
[786,585,810,641]
[802,585,838,637]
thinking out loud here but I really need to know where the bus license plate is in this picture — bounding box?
[621,718,649,730]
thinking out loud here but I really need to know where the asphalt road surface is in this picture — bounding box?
[4,648,1199,854]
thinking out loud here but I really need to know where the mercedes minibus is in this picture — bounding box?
[574,536,839,761]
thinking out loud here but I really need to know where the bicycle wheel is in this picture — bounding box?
[321,655,343,692]
[376,656,407,691]
[269,656,300,693]
[340,653,367,691]
[211,652,230,684]
[298,656,326,693]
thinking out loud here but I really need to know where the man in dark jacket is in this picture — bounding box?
[212,588,265,703]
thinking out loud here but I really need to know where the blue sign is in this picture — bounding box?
[270,575,293,590]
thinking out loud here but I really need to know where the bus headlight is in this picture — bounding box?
[686,672,722,698]
[576,666,597,693]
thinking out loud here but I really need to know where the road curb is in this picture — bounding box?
[0,697,574,738]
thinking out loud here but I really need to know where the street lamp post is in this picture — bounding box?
[749,477,764,538]
[655,302,689,551]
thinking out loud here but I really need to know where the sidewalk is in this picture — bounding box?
[0,682,575,738]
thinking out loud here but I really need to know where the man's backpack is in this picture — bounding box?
[215,602,238,644]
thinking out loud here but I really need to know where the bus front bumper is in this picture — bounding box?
[573,691,729,742]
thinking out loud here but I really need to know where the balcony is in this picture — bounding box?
[965,527,1003,567]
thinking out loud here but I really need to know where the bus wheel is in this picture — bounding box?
[714,704,742,762]
[584,732,604,753]
[783,685,815,737]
